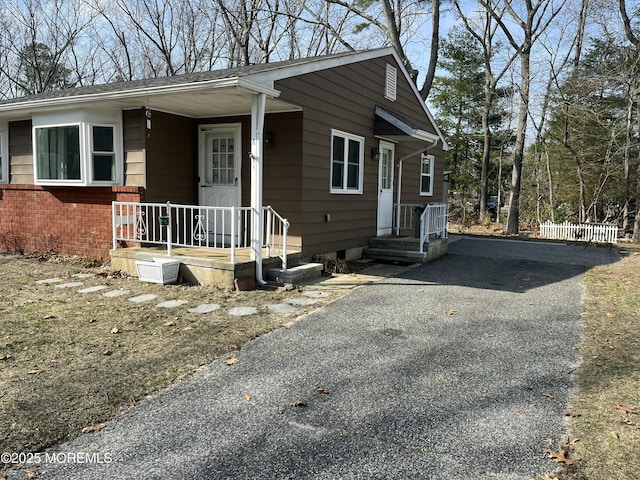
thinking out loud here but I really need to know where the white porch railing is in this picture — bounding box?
[112,202,290,268]
[539,220,618,244]
[394,202,448,252]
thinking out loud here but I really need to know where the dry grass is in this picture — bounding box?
[560,250,640,479]
[0,254,333,467]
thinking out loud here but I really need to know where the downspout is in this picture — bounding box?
[250,93,267,285]
[395,139,439,235]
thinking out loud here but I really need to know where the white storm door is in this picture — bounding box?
[377,141,395,236]
[199,124,241,245]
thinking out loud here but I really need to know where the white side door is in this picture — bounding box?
[198,124,241,245]
[377,141,395,236]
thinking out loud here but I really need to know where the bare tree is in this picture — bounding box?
[455,1,517,223]
[480,0,567,234]
[618,0,640,241]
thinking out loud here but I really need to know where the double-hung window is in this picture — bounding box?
[420,154,434,196]
[34,112,121,186]
[330,129,364,194]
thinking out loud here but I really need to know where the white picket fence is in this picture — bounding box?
[539,220,618,244]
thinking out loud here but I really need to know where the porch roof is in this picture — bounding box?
[374,106,440,145]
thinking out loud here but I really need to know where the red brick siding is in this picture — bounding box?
[0,184,144,261]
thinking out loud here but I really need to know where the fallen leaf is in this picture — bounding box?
[164,320,176,327]
[613,404,637,415]
[102,349,113,356]
[545,448,574,465]
[291,399,307,407]
[110,327,121,334]
[245,394,251,401]
[606,312,616,318]
[565,411,581,418]
[542,392,556,400]
[446,309,457,316]
[43,314,56,320]
[0,354,12,361]
[25,469,39,479]
[28,369,44,375]
[314,386,330,395]
[225,357,238,366]
[545,438,554,445]
[611,431,620,439]
[81,423,106,434]
[182,326,194,331]
[482,333,495,338]
[515,408,526,415]
[566,437,580,445]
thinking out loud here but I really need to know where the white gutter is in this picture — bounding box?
[250,93,268,285]
[0,77,280,114]
[395,140,439,235]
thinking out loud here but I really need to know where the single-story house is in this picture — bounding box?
[0,47,448,287]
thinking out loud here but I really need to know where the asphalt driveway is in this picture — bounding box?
[31,236,620,479]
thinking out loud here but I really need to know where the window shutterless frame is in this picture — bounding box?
[330,129,364,194]
[33,121,122,186]
[420,153,434,196]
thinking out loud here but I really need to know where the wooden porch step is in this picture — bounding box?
[362,247,429,264]
[267,263,324,285]
[367,236,427,251]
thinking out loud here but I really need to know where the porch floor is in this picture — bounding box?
[110,246,302,289]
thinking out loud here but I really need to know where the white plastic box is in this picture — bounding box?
[135,258,180,284]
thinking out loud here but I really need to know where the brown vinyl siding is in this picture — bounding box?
[274,54,445,256]
[144,111,196,203]
[122,109,146,188]
[8,120,33,184]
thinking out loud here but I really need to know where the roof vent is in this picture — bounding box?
[385,64,397,101]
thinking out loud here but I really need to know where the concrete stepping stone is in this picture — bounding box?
[35,278,63,285]
[72,273,95,279]
[228,306,258,317]
[55,282,84,289]
[156,299,188,309]
[268,303,298,314]
[78,285,108,294]
[302,290,331,298]
[128,294,158,304]
[188,304,221,314]
[102,289,130,298]
[287,297,318,306]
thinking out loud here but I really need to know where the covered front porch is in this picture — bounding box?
[110,201,304,288]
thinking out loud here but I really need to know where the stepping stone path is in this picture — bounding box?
[55,281,85,289]
[128,294,158,304]
[78,285,108,294]
[156,300,188,309]
[102,289,130,298]
[188,304,220,314]
[35,278,63,285]
[228,306,258,317]
[34,275,332,318]
[267,303,298,315]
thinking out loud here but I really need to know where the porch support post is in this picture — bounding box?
[250,92,267,284]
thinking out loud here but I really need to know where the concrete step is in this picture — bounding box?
[267,262,324,284]
[363,247,429,264]
[367,236,426,251]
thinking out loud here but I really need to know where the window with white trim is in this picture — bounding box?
[34,120,121,186]
[420,154,434,196]
[0,130,6,183]
[330,129,364,194]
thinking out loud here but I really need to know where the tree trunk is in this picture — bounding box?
[419,0,440,100]
[634,162,640,241]
[479,85,494,224]
[506,51,530,235]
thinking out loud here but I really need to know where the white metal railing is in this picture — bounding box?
[112,201,290,266]
[539,220,618,244]
[394,202,448,252]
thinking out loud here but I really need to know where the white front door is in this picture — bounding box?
[198,124,241,245]
[377,141,395,236]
